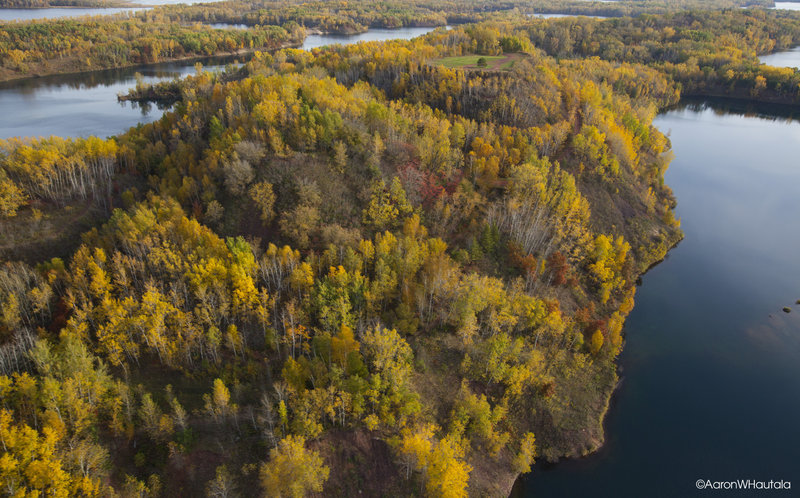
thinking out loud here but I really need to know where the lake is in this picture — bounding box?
[760,46,800,69]
[0,26,439,139]
[527,12,609,20]
[0,7,145,22]
[205,22,248,29]
[0,0,226,22]
[773,1,800,10]
[533,13,608,19]
[0,56,240,139]
[300,26,444,51]
[513,100,800,496]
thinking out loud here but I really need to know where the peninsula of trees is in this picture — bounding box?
[0,1,799,496]
[0,16,301,81]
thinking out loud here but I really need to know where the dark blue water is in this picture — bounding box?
[515,102,800,497]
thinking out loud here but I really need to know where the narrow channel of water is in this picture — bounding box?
[513,100,800,497]
[300,26,443,51]
[0,0,226,22]
[526,12,609,20]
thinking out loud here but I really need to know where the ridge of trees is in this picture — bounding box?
[2,4,792,496]
[0,16,300,80]
[0,0,129,7]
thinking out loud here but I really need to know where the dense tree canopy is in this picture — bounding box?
[1,0,797,495]
[0,16,299,80]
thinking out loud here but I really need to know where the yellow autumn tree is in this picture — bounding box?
[0,171,26,217]
[0,409,102,497]
[397,425,471,498]
[260,435,329,498]
[588,234,630,304]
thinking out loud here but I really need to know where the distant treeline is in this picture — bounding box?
[140,0,780,33]
[139,0,497,34]
[0,17,301,80]
[520,9,800,103]
[526,0,774,17]
[0,0,130,7]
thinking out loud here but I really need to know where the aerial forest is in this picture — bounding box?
[0,1,797,496]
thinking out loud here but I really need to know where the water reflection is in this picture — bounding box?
[301,26,442,50]
[760,45,800,69]
[0,55,240,139]
[0,0,227,23]
[0,26,441,139]
[514,101,800,497]
[530,12,608,19]
[676,97,800,122]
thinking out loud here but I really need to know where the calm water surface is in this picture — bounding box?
[301,26,441,50]
[205,22,247,29]
[0,57,238,139]
[513,101,800,497]
[532,13,608,19]
[760,46,800,69]
[0,26,438,139]
[773,1,800,10]
[0,0,225,22]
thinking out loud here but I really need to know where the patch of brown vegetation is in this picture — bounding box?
[311,429,418,497]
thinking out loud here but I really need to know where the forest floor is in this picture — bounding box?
[431,52,527,71]
[0,199,102,263]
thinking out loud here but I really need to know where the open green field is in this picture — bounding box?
[434,55,505,68]
[431,53,525,71]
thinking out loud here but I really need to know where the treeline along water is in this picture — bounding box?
[0,57,236,139]
[513,100,800,497]
[0,26,439,139]
[1,21,799,496]
[0,0,227,22]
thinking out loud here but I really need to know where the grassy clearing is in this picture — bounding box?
[434,55,506,68]
[499,59,517,70]
[431,53,528,72]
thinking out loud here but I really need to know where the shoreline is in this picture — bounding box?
[506,210,685,497]
[0,42,300,85]
[0,3,133,9]
[0,24,449,84]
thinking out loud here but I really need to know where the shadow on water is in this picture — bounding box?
[673,96,800,122]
